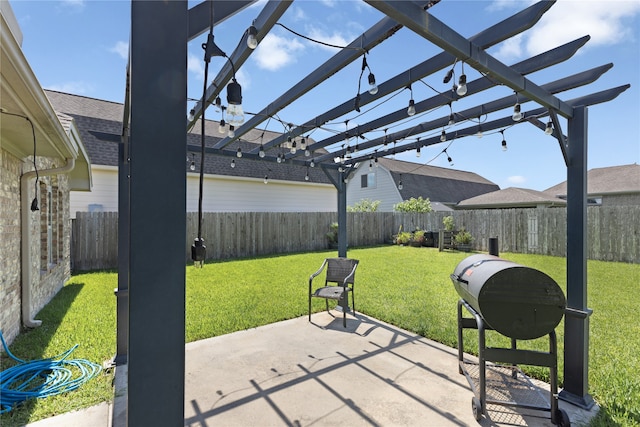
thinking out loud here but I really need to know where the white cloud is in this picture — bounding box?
[291,6,307,22]
[492,33,523,61]
[253,33,305,71]
[320,0,337,8]
[61,0,84,8]
[507,175,526,185]
[109,41,128,60]
[525,1,640,55]
[307,26,351,51]
[486,0,521,12]
[46,81,93,95]
[188,52,204,80]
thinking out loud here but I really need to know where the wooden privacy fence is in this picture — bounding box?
[71,206,640,271]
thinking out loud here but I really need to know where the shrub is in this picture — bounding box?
[454,227,473,244]
[393,196,433,212]
[347,199,381,212]
[443,215,455,231]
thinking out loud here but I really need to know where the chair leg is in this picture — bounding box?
[308,295,312,322]
[325,299,330,314]
[352,290,356,315]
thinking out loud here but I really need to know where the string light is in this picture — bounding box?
[264,175,268,184]
[512,103,522,121]
[300,137,306,150]
[189,153,196,171]
[228,125,235,138]
[440,129,447,142]
[230,159,236,168]
[545,120,554,135]
[188,108,195,121]
[398,174,403,190]
[407,85,416,116]
[236,147,242,158]
[214,96,222,112]
[290,139,297,154]
[501,130,507,151]
[456,63,467,96]
[218,106,227,134]
[368,72,378,95]
[259,144,265,158]
[476,118,483,138]
[444,148,454,165]
[226,79,244,126]
[310,159,315,168]
[448,103,455,126]
[305,168,310,181]
[416,140,421,158]
[246,22,258,49]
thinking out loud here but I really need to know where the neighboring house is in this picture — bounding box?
[456,187,566,209]
[1,2,91,344]
[544,163,640,206]
[44,90,337,217]
[347,157,499,212]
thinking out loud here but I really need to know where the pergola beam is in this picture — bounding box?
[188,1,292,128]
[212,11,412,149]
[188,1,254,41]
[364,0,575,118]
[303,37,590,158]
[317,64,614,163]
[343,84,630,166]
[249,0,557,155]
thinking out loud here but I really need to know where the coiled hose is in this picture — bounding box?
[0,330,102,414]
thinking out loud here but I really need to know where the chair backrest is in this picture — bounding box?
[325,258,359,286]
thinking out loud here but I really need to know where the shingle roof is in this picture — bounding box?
[378,157,499,204]
[457,187,566,209]
[544,163,640,197]
[44,90,331,184]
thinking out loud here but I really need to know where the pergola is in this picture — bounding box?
[116,1,629,425]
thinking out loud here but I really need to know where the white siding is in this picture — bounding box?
[347,164,402,212]
[71,166,337,216]
[70,166,117,218]
[187,174,336,212]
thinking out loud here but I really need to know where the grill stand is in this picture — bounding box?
[457,299,571,426]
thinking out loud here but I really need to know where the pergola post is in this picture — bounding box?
[115,140,129,365]
[337,170,348,259]
[560,105,595,409]
[128,1,188,425]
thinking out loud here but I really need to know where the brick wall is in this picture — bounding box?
[0,149,72,346]
[0,149,22,344]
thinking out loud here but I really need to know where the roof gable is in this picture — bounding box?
[458,187,566,208]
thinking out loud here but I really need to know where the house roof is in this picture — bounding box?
[1,3,91,190]
[377,157,499,205]
[544,163,640,197]
[457,187,566,209]
[44,90,332,185]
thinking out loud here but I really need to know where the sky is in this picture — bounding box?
[9,0,640,191]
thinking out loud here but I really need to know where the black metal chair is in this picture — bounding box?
[308,257,359,327]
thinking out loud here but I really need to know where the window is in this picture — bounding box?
[360,172,376,189]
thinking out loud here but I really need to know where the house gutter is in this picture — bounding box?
[20,158,75,328]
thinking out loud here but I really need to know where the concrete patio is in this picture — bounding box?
[27,310,598,427]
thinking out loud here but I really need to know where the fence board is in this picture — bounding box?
[70,207,639,270]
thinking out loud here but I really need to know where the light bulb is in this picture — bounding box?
[228,125,235,138]
[512,103,522,122]
[188,109,195,121]
[398,181,403,190]
[369,161,373,171]
[276,154,282,164]
[214,96,221,112]
[226,80,244,126]
[310,159,315,168]
[456,74,467,96]
[375,158,379,167]
[190,161,195,171]
[305,172,309,181]
[416,147,421,158]
[368,73,378,95]
[476,126,483,138]
[407,99,416,116]
[264,175,268,184]
[290,141,297,154]
[259,145,265,158]
[501,139,507,151]
[230,159,236,168]
[545,120,553,135]
[305,149,310,157]
[218,119,227,134]
[300,137,306,150]
[448,113,455,126]
[236,147,242,158]
[447,155,453,165]
[440,130,447,142]
[247,25,258,49]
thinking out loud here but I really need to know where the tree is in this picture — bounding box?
[347,199,381,212]
[393,197,433,213]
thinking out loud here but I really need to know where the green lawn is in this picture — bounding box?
[1,247,638,426]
